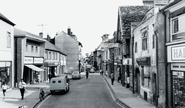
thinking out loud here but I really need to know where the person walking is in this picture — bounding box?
[111,73,114,85]
[2,82,7,99]
[19,79,26,100]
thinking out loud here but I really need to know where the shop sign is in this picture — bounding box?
[171,63,185,71]
[136,57,151,66]
[168,45,185,62]
[24,57,33,64]
[101,43,119,48]
[44,62,59,67]
[34,58,43,64]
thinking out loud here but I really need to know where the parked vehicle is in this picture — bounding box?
[50,75,70,94]
[72,71,81,79]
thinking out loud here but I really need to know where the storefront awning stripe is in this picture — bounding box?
[25,65,44,71]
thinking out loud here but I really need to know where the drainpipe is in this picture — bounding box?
[132,36,135,93]
[154,31,159,107]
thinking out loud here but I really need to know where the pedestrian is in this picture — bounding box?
[2,82,7,99]
[111,73,114,85]
[48,73,52,82]
[19,79,26,100]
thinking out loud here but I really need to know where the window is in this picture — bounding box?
[31,46,34,52]
[171,15,185,41]
[49,52,51,59]
[35,46,38,53]
[135,42,137,53]
[153,34,155,49]
[142,30,148,51]
[141,66,150,88]
[172,18,178,34]
[45,51,47,59]
[26,45,28,52]
[7,32,11,48]
[53,52,55,60]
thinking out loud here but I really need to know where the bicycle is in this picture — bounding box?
[39,88,45,101]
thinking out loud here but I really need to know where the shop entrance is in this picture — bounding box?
[135,68,140,94]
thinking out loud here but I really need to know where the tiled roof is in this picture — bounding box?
[45,40,67,55]
[14,28,46,42]
[119,6,150,35]
[0,13,15,26]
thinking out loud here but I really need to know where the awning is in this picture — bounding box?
[25,65,44,71]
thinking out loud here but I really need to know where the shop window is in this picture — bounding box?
[6,32,11,48]
[172,71,185,107]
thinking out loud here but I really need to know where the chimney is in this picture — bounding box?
[47,34,50,41]
[67,27,71,36]
[142,0,154,7]
[101,34,109,42]
[39,32,43,38]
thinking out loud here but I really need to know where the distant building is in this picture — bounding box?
[44,39,67,81]
[52,28,82,73]
[0,13,15,87]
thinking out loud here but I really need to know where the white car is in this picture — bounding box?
[50,75,70,94]
[72,71,81,79]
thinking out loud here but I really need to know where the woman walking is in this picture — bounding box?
[19,79,26,100]
[2,82,7,99]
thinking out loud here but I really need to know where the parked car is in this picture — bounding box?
[50,75,70,94]
[72,71,81,79]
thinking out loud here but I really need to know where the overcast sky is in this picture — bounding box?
[0,0,143,56]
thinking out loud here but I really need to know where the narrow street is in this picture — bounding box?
[37,73,122,108]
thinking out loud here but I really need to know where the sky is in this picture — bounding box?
[0,0,143,57]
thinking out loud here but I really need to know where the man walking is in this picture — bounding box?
[111,73,114,85]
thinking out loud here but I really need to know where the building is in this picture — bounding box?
[133,7,157,104]
[0,13,15,87]
[116,6,150,89]
[160,0,185,107]
[44,39,67,81]
[53,28,81,73]
[14,28,46,85]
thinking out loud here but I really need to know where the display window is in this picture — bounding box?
[0,62,11,86]
[172,71,185,108]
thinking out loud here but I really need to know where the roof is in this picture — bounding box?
[118,6,150,35]
[14,28,46,43]
[0,13,15,26]
[160,0,182,11]
[45,40,67,56]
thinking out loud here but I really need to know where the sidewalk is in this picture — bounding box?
[103,75,156,108]
[0,82,50,108]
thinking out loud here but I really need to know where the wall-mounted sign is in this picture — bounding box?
[24,57,33,64]
[136,57,150,66]
[101,43,119,48]
[34,58,43,64]
[171,63,185,71]
[167,44,185,62]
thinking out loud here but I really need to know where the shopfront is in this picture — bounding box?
[44,62,59,80]
[0,62,11,86]
[24,57,44,84]
[167,44,185,107]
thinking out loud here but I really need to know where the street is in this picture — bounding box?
[37,73,122,108]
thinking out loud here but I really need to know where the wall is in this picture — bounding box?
[55,31,79,72]
[133,9,156,102]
